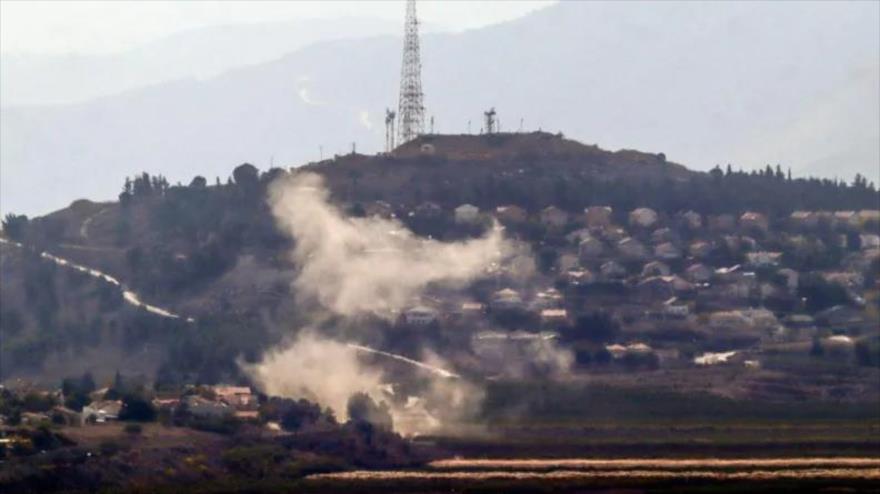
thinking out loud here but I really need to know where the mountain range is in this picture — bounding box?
[2,1,878,216]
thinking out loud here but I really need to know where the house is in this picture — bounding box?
[688,241,713,260]
[742,308,779,330]
[629,207,658,229]
[578,236,605,260]
[600,260,627,279]
[790,211,818,229]
[679,210,702,230]
[783,314,815,330]
[584,206,613,228]
[857,209,880,225]
[663,297,690,319]
[833,211,860,229]
[685,263,712,284]
[404,306,439,325]
[654,242,682,261]
[860,234,880,250]
[495,205,527,224]
[564,269,594,285]
[184,395,233,419]
[454,204,480,224]
[746,251,783,268]
[709,311,753,331]
[822,271,864,289]
[540,308,569,325]
[457,302,485,319]
[533,288,563,309]
[213,386,255,408]
[82,400,122,424]
[739,211,769,232]
[823,335,855,355]
[491,288,524,311]
[540,206,569,229]
[641,261,671,278]
[617,237,647,260]
[413,202,443,218]
[605,342,654,360]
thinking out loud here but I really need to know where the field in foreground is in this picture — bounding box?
[305,458,880,494]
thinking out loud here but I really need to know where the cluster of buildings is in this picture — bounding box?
[387,201,880,371]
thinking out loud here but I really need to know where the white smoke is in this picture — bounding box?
[267,172,522,318]
[242,330,383,421]
[244,171,531,433]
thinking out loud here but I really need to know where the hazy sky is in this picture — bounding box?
[0,0,555,55]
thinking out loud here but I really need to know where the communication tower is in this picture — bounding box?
[397,0,426,144]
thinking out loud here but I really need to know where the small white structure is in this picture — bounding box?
[694,351,737,366]
[860,234,880,250]
[540,308,568,324]
[454,204,480,224]
[629,207,658,229]
[81,400,122,424]
[404,306,438,325]
[491,288,524,311]
[746,251,783,268]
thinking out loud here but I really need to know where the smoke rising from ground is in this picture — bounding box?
[242,330,383,421]
[267,172,525,318]
[245,171,531,432]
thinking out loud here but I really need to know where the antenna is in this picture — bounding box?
[483,107,497,135]
[430,115,435,134]
[519,118,524,133]
[385,108,396,152]
[397,0,426,144]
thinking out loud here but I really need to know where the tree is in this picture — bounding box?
[233,163,259,188]
[2,213,29,241]
[119,394,157,422]
[189,176,207,189]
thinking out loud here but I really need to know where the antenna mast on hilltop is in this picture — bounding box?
[397,0,426,145]
[385,109,396,152]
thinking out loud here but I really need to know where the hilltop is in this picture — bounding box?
[1,132,878,388]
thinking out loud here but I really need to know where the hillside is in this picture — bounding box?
[2,1,878,216]
[1,132,878,393]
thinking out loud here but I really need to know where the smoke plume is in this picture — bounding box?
[244,171,531,432]
[267,172,523,318]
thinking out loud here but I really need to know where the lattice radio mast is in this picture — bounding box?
[397,0,426,144]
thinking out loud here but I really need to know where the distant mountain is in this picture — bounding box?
[2,1,878,216]
[0,17,400,106]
